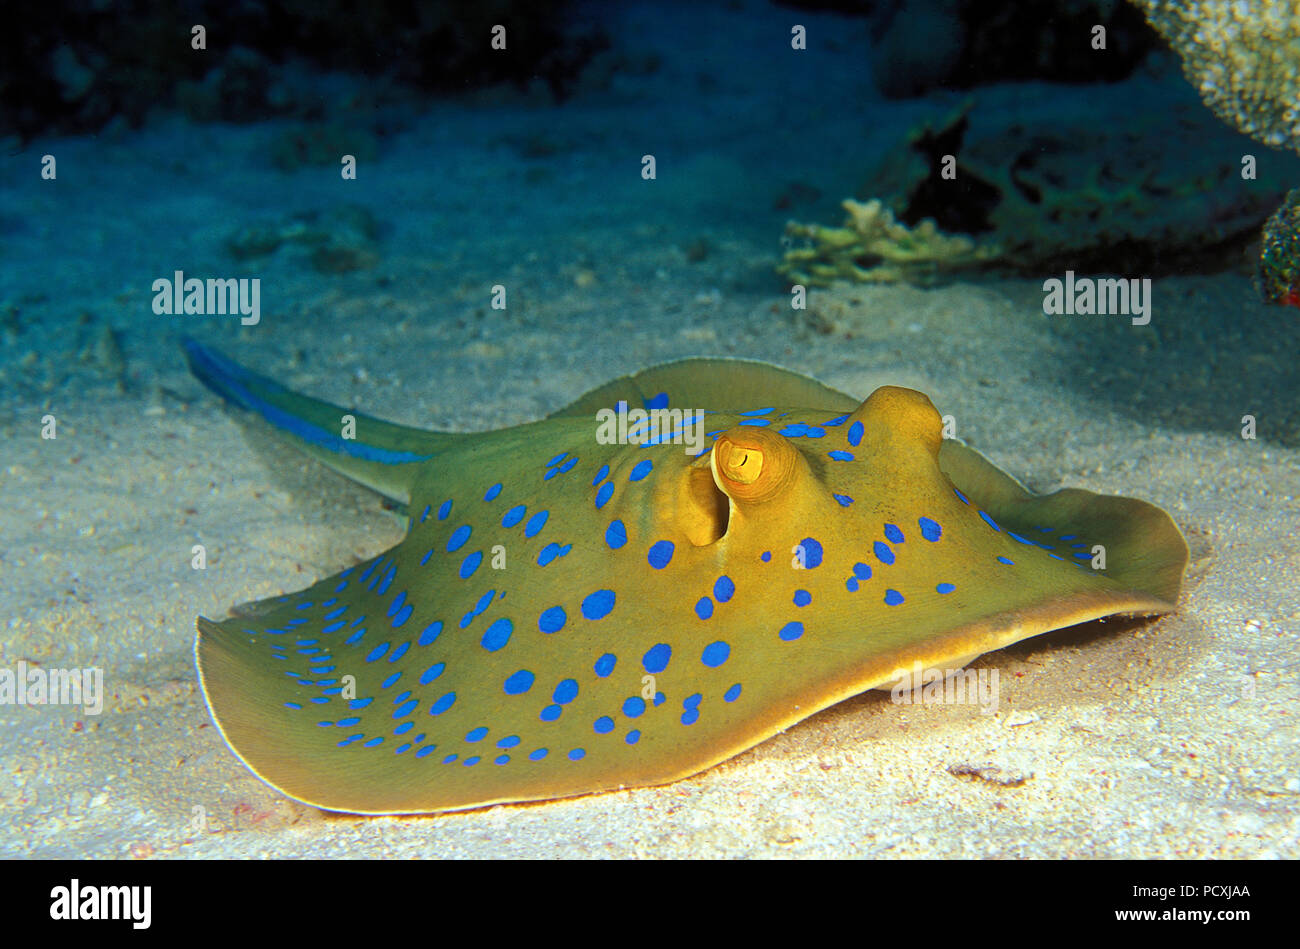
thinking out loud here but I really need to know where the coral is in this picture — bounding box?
[778,198,999,286]
[1259,190,1300,307]
[781,95,1300,286]
[1132,0,1300,154]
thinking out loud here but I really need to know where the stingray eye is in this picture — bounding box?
[711,427,798,504]
[722,446,763,484]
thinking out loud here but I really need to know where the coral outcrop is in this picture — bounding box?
[1133,0,1300,154]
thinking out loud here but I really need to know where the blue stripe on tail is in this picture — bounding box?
[182,338,433,465]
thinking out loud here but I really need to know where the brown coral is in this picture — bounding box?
[1133,0,1300,154]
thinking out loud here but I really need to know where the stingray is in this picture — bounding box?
[183,339,1188,815]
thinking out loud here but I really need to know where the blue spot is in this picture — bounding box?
[919,517,942,542]
[701,641,730,667]
[349,697,373,710]
[529,748,549,761]
[418,620,443,646]
[581,589,615,620]
[593,464,610,485]
[419,505,431,523]
[626,730,641,745]
[415,745,437,758]
[394,699,418,718]
[647,540,675,569]
[540,705,562,722]
[874,540,895,565]
[714,575,735,602]
[419,662,445,684]
[429,692,456,715]
[386,591,406,618]
[853,562,872,580]
[364,737,384,748]
[605,519,627,549]
[503,669,535,695]
[695,597,714,619]
[388,642,410,663]
[437,499,452,520]
[459,550,483,578]
[724,684,742,702]
[381,672,401,689]
[463,756,480,767]
[761,551,772,562]
[322,620,347,634]
[595,481,614,508]
[481,617,513,652]
[442,754,458,764]
[494,755,509,765]
[497,735,520,749]
[739,418,771,427]
[524,510,549,538]
[799,537,823,568]
[622,696,646,718]
[681,708,699,725]
[365,643,389,663]
[848,421,864,446]
[419,549,433,567]
[833,494,855,506]
[484,483,502,502]
[502,504,526,528]
[779,621,804,641]
[538,605,567,634]
[979,510,1001,532]
[937,582,956,594]
[954,488,970,505]
[446,524,471,552]
[643,643,672,673]
[537,542,570,567]
[336,716,360,727]
[568,748,586,761]
[884,523,905,544]
[683,694,702,709]
[466,726,488,743]
[645,392,669,410]
[594,653,616,677]
[554,679,579,704]
[546,451,567,467]
[629,459,654,481]
[793,589,812,607]
[828,450,854,461]
[594,716,614,734]
[884,589,904,605]
[997,556,1015,565]
[845,578,859,592]
[741,407,775,415]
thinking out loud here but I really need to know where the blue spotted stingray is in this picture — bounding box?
[184,339,1188,814]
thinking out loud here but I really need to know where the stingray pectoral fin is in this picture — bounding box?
[549,357,860,417]
[183,337,460,504]
[939,440,1189,605]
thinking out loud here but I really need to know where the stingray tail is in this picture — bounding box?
[182,337,456,504]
